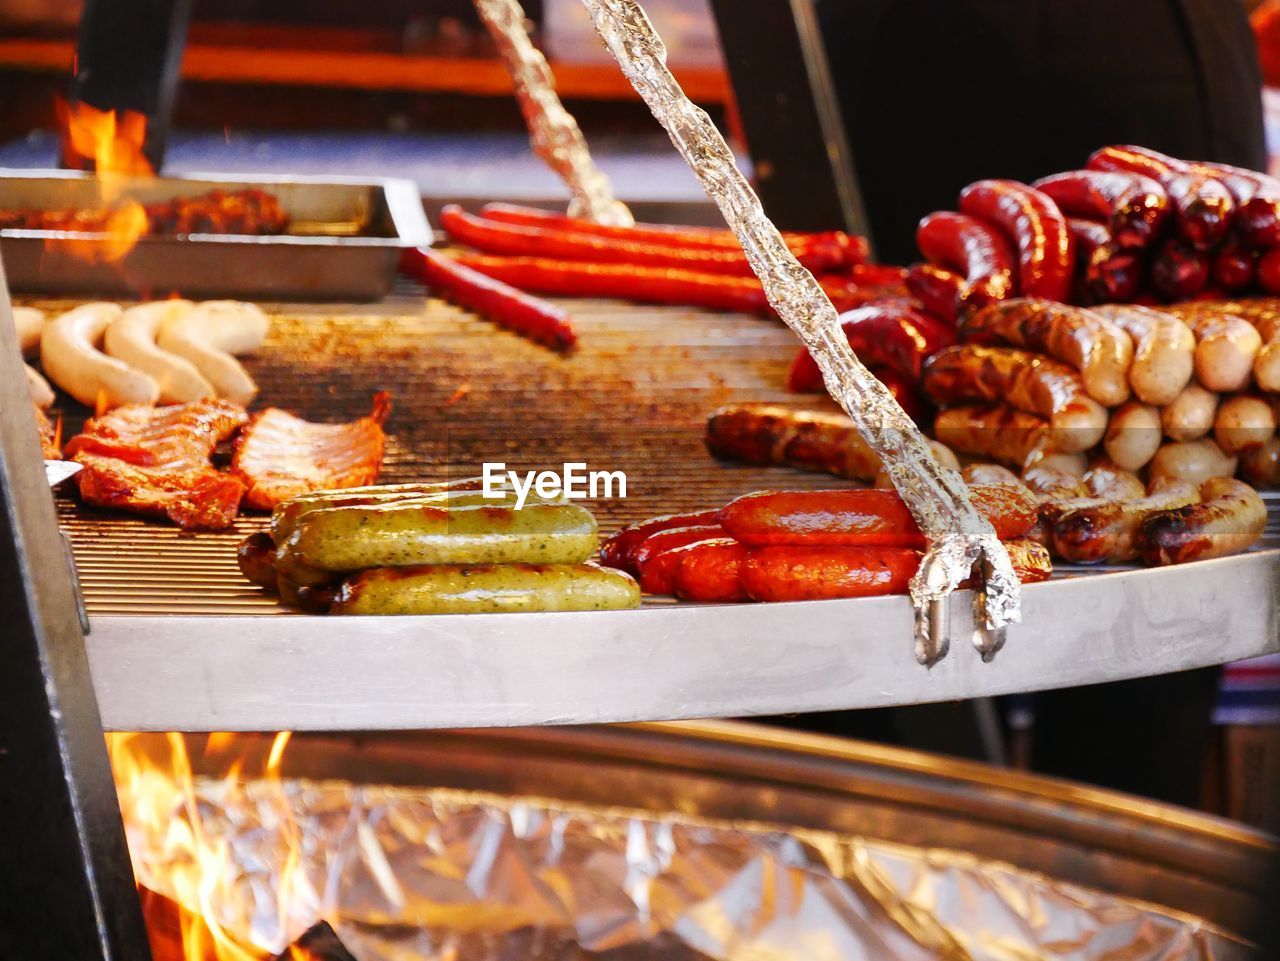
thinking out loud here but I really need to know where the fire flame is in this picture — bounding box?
[53,100,152,264]
[108,732,312,961]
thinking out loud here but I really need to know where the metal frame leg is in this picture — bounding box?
[0,262,151,958]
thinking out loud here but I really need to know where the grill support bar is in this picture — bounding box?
[0,262,151,959]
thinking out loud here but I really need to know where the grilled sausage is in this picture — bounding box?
[956,180,1074,302]
[1211,242,1256,293]
[1148,439,1238,487]
[705,404,880,480]
[787,303,955,390]
[922,344,1106,452]
[271,478,487,542]
[933,404,1052,469]
[1066,218,1143,303]
[1104,401,1163,471]
[1137,478,1266,566]
[1088,145,1233,250]
[915,211,1017,311]
[997,538,1054,584]
[1214,395,1277,455]
[281,501,598,575]
[631,525,726,572]
[1162,383,1219,442]
[237,531,279,589]
[638,532,730,596]
[1239,437,1280,487]
[718,485,1038,547]
[1150,240,1211,301]
[1195,161,1280,249]
[1245,309,1280,393]
[959,299,1132,406]
[1026,451,1088,478]
[740,545,921,601]
[1181,310,1262,392]
[1051,482,1200,563]
[331,563,641,614]
[1091,304,1194,406]
[1021,465,1089,498]
[673,539,749,602]
[1032,169,1170,249]
[904,263,967,324]
[599,509,722,575]
[1084,458,1146,500]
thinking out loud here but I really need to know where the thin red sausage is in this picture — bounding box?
[741,545,921,601]
[599,509,722,575]
[674,539,750,602]
[640,533,731,596]
[787,303,956,391]
[631,524,726,572]
[904,263,965,324]
[1150,240,1210,301]
[957,180,1074,302]
[1067,218,1143,303]
[1193,162,1280,249]
[399,247,577,350]
[915,211,1018,313]
[1088,146,1233,250]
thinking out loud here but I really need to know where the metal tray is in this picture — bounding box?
[0,170,432,300]
[18,289,1271,733]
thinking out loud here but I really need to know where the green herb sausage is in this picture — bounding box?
[281,501,598,573]
[270,477,486,541]
[331,563,640,615]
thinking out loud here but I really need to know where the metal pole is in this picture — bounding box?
[0,261,152,959]
[707,0,872,243]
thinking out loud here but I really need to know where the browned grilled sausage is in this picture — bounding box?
[1091,304,1194,406]
[237,530,279,589]
[959,298,1132,406]
[1137,478,1266,565]
[1021,465,1088,498]
[1104,401,1162,471]
[962,463,1023,487]
[933,404,1052,469]
[922,345,1106,452]
[1051,482,1200,563]
[1148,439,1238,488]
[1213,395,1277,455]
[705,404,880,481]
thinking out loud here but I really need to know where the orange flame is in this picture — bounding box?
[53,100,152,264]
[108,732,308,961]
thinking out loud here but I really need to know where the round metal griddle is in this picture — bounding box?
[28,289,1278,732]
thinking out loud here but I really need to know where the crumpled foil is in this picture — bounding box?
[475,0,634,226]
[576,0,1017,662]
[124,777,1249,961]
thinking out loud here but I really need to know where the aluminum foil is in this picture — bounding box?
[576,0,1017,663]
[123,776,1249,961]
[475,0,634,226]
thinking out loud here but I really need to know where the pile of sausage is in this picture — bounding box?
[703,404,1267,569]
[906,145,1280,321]
[402,204,891,352]
[238,478,640,615]
[599,484,1049,604]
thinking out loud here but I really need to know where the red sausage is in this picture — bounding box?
[1194,162,1280,249]
[915,211,1018,303]
[1067,218,1143,303]
[741,545,921,601]
[1258,248,1280,294]
[1088,146,1233,250]
[957,180,1074,302]
[1150,240,1210,301]
[718,485,1039,547]
[1033,169,1170,250]
[1211,241,1256,292]
[673,539,750,602]
[904,263,966,324]
[599,510,722,575]
[631,524,726,572]
[639,533,730,596]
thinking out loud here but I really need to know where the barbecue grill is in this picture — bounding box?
[2,1,1278,957]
